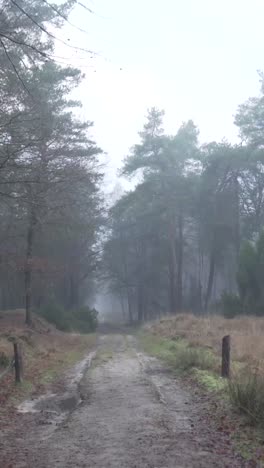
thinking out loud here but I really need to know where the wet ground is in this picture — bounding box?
[2,334,244,467]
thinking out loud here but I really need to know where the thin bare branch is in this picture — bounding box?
[0,37,32,96]
[41,0,91,36]
[10,0,97,56]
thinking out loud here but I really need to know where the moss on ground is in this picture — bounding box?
[193,369,227,392]
[139,331,219,375]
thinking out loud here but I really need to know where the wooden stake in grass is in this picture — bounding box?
[221,335,230,378]
[14,342,23,383]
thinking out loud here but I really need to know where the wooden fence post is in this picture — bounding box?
[14,343,23,383]
[221,335,230,378]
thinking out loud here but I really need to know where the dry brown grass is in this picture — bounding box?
[0,310,96,407]
[145,314,264,370]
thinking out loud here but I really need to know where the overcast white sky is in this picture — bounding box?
[57,0,264,188]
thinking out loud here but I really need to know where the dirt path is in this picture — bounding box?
[3,334,244,467]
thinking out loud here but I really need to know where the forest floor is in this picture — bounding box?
[141,315,264,466]
[0,330,255,468]
[0,310,96,445]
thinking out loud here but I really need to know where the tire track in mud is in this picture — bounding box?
[19,333,244,468]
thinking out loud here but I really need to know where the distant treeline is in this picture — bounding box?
[103,78,264,321]
[0,1,104,325]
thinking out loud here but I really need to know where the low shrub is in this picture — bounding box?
[141,334,217,373]
[37,303,98,333]
[174,345,217,371]
[37,303,72,331]
[194,369,227,392]
[72,306,98,333]
[228,369,264,426]
[0,351,9,367]
[220,292,243,318]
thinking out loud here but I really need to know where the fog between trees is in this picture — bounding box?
[1,1,264,326]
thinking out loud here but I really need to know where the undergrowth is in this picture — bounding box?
[140,333,219,373]
[228,370,264,427]
[0,351,9,367]
[141,320,264,465]
[37,303,98,332]
[194,369,227,392]
[141,327,264,428]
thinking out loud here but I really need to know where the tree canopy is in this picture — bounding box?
[0,0,104,326]
[3,1,264,326]
[104,79,264,322]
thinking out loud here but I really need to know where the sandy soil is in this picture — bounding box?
[1,334,246,467]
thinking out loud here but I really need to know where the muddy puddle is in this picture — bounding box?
[17,350,96,418]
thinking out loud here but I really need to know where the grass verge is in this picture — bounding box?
[140,331,219,375]
[228,369,264,427]
[0,320,96,413]
[140,323,264,465]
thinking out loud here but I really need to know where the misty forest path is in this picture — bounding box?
[13,334,243,468]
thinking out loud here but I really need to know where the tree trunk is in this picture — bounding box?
[168,258,177,313]
[233,174,240,261]
[25,210,36,326]
[204,250,215,311]
[168,220,177,314]
[69,274,79,309]
[120,295,126,321]
[127,290,133,324]
[176,213,183,311]
[137,285,144,322]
